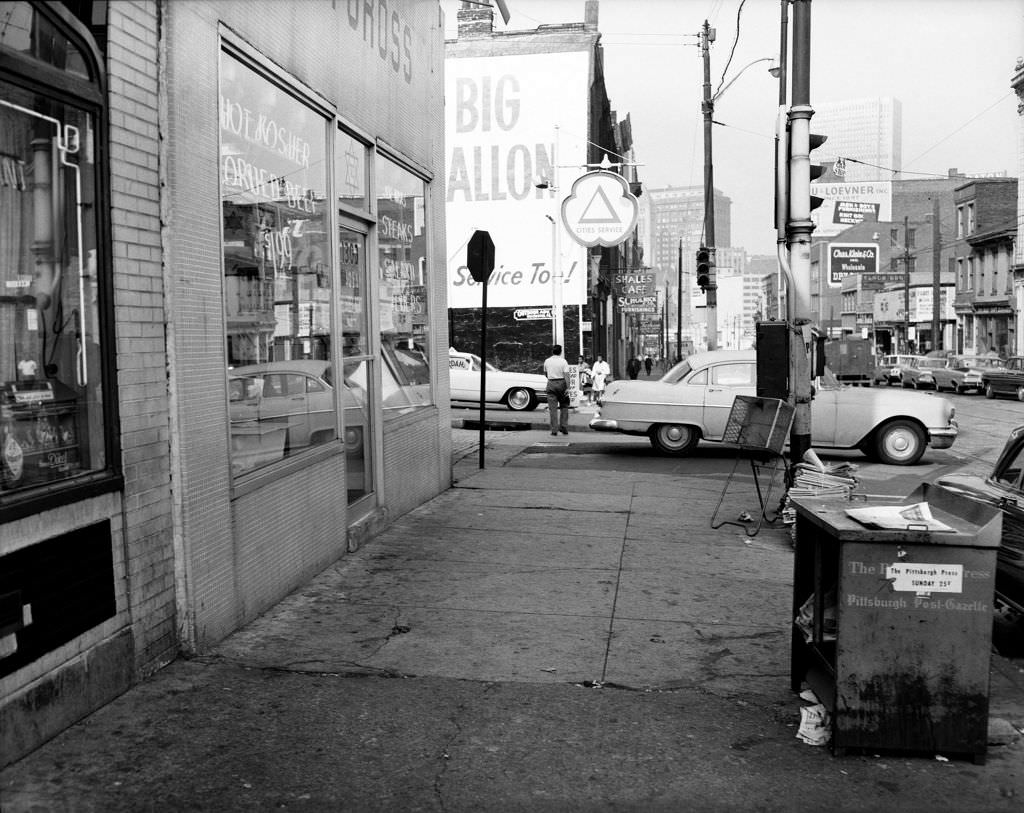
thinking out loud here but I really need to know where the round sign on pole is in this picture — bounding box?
[560,171,639,248]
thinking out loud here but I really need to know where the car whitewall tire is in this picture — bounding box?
[649,423,700,455]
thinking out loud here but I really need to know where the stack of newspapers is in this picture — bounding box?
[782,450,859,523]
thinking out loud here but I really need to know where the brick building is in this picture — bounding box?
[2,0,451,765]
[445,0,641,376]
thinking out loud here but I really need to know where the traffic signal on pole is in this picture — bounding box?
[696,246,713,292]
[809,132,828,213]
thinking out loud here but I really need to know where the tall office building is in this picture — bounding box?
[812,97,902,181]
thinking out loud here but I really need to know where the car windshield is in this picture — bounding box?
[919,358,947,369]
[660,360,693,384]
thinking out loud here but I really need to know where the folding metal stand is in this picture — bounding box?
[710,396,795,537]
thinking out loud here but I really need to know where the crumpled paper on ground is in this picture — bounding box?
[797,702,832,746]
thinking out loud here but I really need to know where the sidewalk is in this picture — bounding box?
[2,427,1023,811]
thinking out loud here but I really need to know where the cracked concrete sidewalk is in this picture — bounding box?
[2,426,1024,812]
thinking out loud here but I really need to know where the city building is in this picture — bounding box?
[1012,58,1024,356]
[641,184,731,357]
[2,0,452,765]
[811,97,902,183]
[952,177,1019,356]
[445,0,641,375]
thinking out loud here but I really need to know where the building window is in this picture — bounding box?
[219,52,333,478]
[956,257,965,290]
[1,4,115,508]
[376,157,431,413]
[966,202,975,235]
[890,228,899,247]
[907,228,916,249]
[956,206,964,238]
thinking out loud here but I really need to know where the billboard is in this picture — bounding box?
[445,52,589,309]
[810,181,892,238]
[828,243,879,287]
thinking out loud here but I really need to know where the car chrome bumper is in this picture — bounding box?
[589,417,619,431]
[928,423,958,449]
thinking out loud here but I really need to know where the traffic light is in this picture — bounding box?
[696,246,714,291]
[809,132,828,213]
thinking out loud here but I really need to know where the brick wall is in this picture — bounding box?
[106,0,177,676]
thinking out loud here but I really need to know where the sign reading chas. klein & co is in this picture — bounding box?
[828,242,879,287]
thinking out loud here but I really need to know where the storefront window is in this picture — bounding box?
[336,129,367,213]
[220,53,333,477]
[0,70,108,499]
[376,158,430,413]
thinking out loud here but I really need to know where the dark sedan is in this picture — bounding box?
[936,425,1024,617]
[982,355,1024,401]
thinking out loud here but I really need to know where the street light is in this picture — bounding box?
[712,57,778,104]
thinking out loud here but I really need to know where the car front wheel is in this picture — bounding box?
[871,419,926,466]
[505,387,537,411]
[1017,387,1024,402]
[649,423,700,455]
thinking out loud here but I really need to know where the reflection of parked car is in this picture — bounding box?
[899,356,948,390]
[873,354,924,386]
[982,356,1024,401]
[932,355,1005,394]
[589,349,958,465]
[448,348,547,411]
[936,426,1024,616]
[228,360,364,476]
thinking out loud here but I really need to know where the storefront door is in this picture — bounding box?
[338,224,375,506]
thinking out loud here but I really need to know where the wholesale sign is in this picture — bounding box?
[828,243,879,286]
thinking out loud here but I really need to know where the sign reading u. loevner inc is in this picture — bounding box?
[828,242,879,286]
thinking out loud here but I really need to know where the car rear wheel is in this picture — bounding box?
[985,383,996,399]
[872,419,926,466]
[1017,387,1024,402]
[649,423,700,455]
[505,387,537,411]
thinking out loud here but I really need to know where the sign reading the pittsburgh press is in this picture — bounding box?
[828,242,879,286]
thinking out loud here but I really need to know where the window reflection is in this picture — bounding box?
[376,158,430,412]
[220,53,334,477]
[0,79,105,496]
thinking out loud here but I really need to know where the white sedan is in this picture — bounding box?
[449,348,548,411]
[589,349,959,465]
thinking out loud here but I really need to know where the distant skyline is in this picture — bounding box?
[443,0,1023,254]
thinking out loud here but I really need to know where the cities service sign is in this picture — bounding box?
[561,171,639,248]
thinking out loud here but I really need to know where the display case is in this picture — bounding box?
[1,379,82,491]
[789,484,1002,762]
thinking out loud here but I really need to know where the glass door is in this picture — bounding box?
[338,225,374,505]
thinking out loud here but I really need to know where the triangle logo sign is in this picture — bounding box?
[579,185,621,225]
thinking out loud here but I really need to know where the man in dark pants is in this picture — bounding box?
[542,344,570,436]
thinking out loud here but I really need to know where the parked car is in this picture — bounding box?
[228,360,364,476]
[589,349,958,465]
[931,355,1006,394]
[935,425,1024,617]
[982,355,1024,401]
[873,354,924,386]
[449,348,547,411]
[899,355,949,390]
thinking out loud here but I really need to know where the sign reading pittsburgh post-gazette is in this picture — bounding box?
[828,242,879,287]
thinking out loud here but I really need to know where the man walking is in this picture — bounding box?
[542,344,570,436]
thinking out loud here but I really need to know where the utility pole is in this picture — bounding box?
[786,0,815,466]
[700,20,718,350]
[931,196,942,351]
[902,215,913,353]
[676,238,683,360]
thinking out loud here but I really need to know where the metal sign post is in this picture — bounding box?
[467,230,495,469]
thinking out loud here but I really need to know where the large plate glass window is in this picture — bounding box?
[0,4,111,505]
[376,158,430,413]
[220,52,333,477]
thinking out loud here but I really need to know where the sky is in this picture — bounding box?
[442,0,1024,256]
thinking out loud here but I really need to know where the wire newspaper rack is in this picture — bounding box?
[710,395,795,537]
